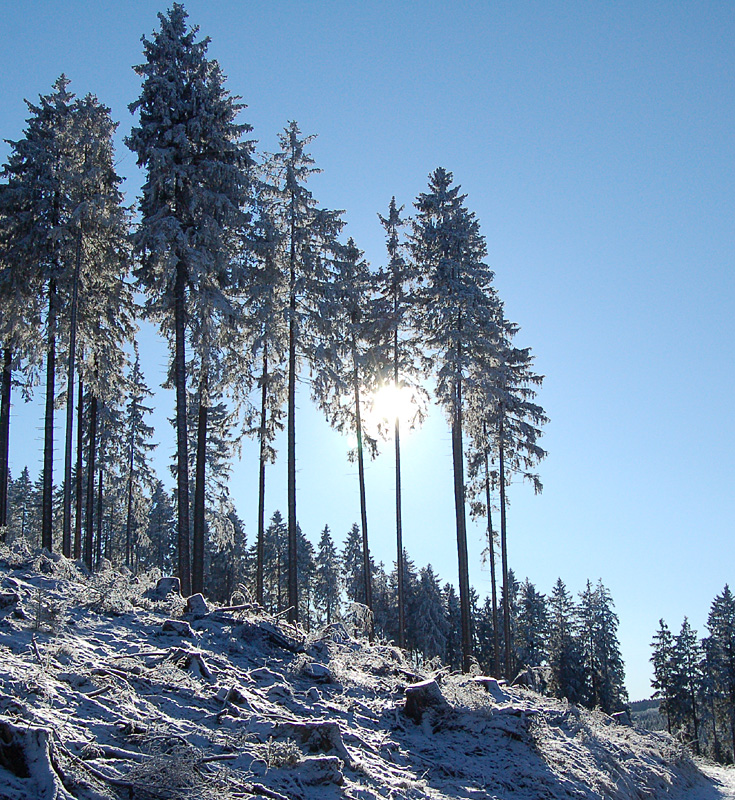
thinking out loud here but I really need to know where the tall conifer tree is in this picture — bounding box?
[127,4,252,595]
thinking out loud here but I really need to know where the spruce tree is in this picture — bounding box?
[127,4,252,595]
[314,525,341,625]
[515,579,548,669]
[122,346,156,569]
[411,167,499,672]
[242,165,288,607]
[651,618,676,734]
[269,122,343,623]
[548,578,586,705]
[0,76,77,551]
[414,564,449,663]
[376,197,427,649]
[578,580,627,714]
[705,586,735,758]
[313,238,381,615]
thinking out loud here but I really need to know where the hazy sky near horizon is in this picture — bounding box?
[2,0,734,700]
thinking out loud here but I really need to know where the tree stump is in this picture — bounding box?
[403,679,449,723]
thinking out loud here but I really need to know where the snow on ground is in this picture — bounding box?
[0,544,729,800]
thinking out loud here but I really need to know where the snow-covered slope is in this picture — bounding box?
[0,547,728,800]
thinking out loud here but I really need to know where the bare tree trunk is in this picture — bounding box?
[74,375,84,560]
[256,346,268,606]
[0,347,12,532]
[452,367,472,673]
[125,428,135,569]
[484,443,500,677]
[42,280,57,552]
[96,465,103,569]
[62,229,82,557]
[84,394,97,571]
[287,211,298,625]
[499,412,512,680]
[393,330,406,650]
[352,350,373,620]
[192,369,208,596]
[174,261,191,596]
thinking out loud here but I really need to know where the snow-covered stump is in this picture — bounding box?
[0,719,74,799]
[150,576,181,599]
[403,679,449,724]
[184,593,209,618]
[273,721,352,766]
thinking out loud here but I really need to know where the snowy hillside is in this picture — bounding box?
[0,546,730,800]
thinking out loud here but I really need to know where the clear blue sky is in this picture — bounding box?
[2,0,734,700]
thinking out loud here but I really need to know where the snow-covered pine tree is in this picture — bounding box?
[468,435,501,677]
[297,526,316,629]
[0,197,44,531]
[56,93,132,560]
[342,522,367,606]
[375,197,428,649]
[514,579,549,670]
[651,618,676,734]
[548,578,586,705]
[314,524,341,625]
[443,582,462,671]
[240,162,288,606]
[127,4,253,595]
[499,568,520,678]
[0,76,78,551]
[6,467,34,544]
[704,586,735,760]
[259,510,288,614]
[466,305,547,679]
[578,580,627,715]
[268,121,343,624]
[414,564,449,664]
[122,345,156,569]
[411,167,500,673]
[671,618,703,754]
[312,237,382,616]
[147,480,176,574]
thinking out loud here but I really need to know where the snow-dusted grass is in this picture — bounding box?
[0,546,730,799]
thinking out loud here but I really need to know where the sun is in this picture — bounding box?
[367,384,417,432]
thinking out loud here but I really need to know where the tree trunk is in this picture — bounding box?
[42,280,57,552]
[174,260,191,596]
[499,411,512,680]
[256,347,268,606]
[393,331,406,650]
[484,443,500,677]
[352,345,373,619]
[96,465,103,569]
[84,394,97,571]
[74,375,84,560]
[62,229,83,558]
[0,347,12,532]
[192,369,208,596]
[287,210,298,625]
[452,372,472,673]
[125,425,135,569]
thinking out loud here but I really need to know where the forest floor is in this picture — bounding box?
[0,541,732,800]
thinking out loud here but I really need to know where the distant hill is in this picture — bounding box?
[631,698,668,732]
